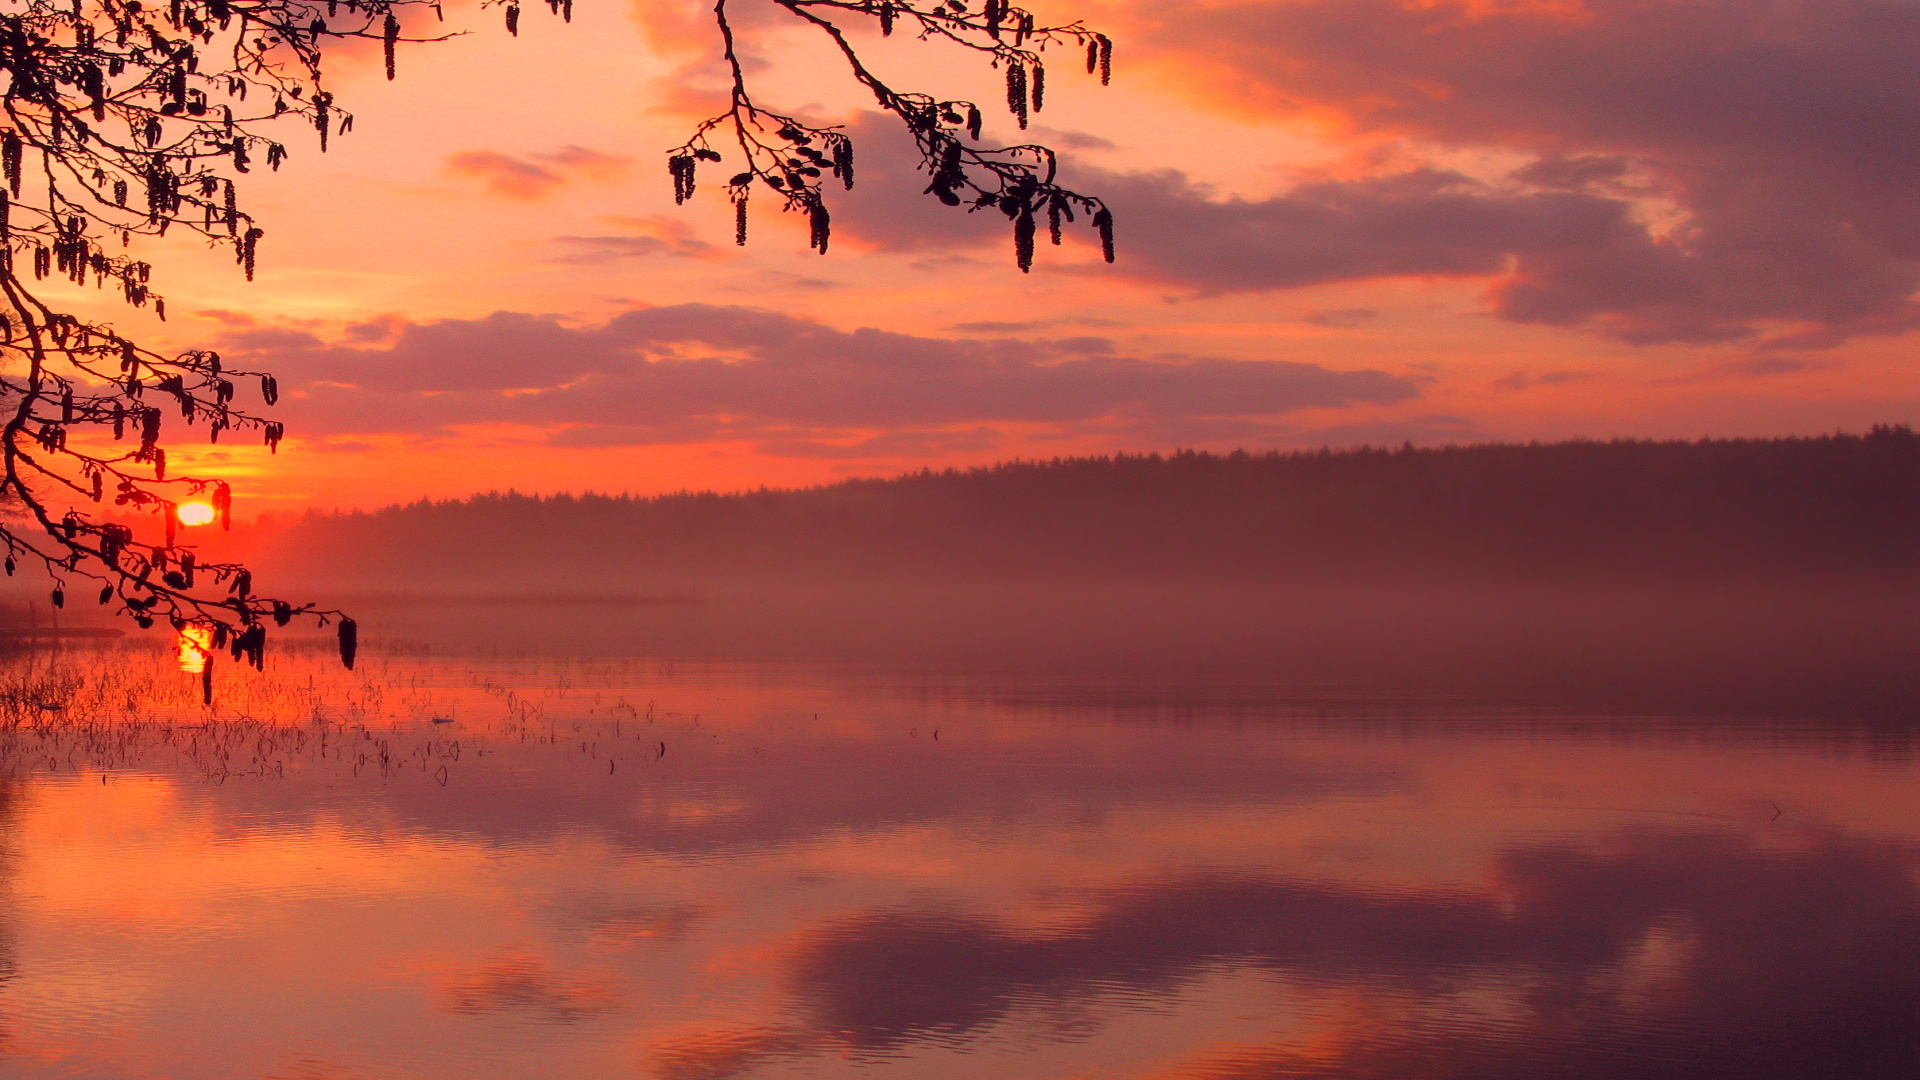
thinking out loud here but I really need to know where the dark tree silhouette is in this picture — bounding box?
[270,427,1920,587]
[0,0,1114,678]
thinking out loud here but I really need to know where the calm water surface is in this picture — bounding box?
[0,642,1916,1079]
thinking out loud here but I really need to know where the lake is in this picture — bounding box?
[0,633,1915,1079]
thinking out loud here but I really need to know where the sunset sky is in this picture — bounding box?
[45,0,1920,513]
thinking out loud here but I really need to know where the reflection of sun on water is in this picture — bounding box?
[177,624,213,674]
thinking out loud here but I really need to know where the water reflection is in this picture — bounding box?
[174,623,212,674]
[0,646,1913,1079]
[747,831,1920,1079]
[0,780,19,1056]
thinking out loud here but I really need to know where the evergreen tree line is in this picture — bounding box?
[257,427,1920,587]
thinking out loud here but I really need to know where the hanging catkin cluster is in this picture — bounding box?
[666,0,1117,272]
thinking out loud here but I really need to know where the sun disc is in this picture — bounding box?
[176,502,216,526]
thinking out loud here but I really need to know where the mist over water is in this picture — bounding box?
[328,577,1920,722]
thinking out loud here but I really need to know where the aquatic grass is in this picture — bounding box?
[0,640,715,785]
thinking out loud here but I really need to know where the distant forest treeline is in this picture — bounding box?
[251,428,1920,587]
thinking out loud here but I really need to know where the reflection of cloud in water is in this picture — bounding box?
[437,953,618,1024]
[649,829,1920,1080]
[5,648,1918,1079]
[648,1025,812,1080]
[558,902,709,947]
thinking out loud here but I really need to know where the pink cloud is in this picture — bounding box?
[210,305,1419,444]
[544,214,721,263]
[444,145,634,200]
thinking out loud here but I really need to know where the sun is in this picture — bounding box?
[176,502,216,527]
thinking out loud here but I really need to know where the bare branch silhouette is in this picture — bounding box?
[665,0,1114,268]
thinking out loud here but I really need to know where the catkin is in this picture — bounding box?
[809,202,831,254]
[3,131,21,195]
[836,140,854,189]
